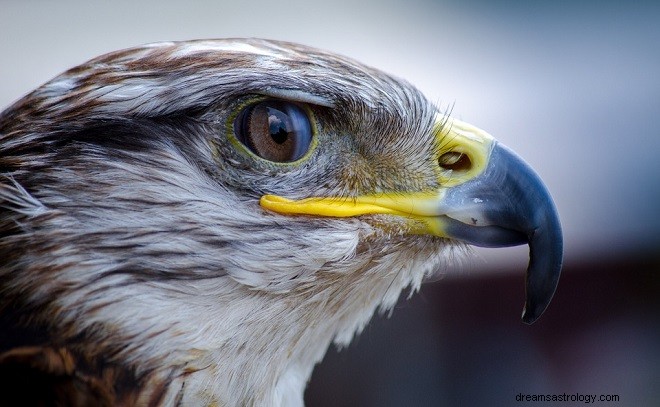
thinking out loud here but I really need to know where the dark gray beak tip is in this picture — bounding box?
[521,268,560,324]
[522,265,563,324]
[521,211,563,325]
[521,257,563,324]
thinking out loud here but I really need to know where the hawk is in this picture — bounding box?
[0,39,562,406]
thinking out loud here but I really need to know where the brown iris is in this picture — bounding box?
[234,100,313,162]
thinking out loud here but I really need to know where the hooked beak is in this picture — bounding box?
[260,117,563,324]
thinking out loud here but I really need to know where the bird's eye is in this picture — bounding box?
[233,100,314,163]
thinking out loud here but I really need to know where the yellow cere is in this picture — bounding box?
[435,116,495,187]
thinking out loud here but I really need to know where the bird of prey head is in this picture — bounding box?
[0,39,562,406]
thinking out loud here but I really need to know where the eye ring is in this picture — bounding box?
[232,99,315,163]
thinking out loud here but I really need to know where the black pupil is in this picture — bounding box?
[267,108,290,144]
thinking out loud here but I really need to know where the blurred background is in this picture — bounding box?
[1,0,658,405]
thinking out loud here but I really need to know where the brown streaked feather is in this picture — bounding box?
[0,346,115,406]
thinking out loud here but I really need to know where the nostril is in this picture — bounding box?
[439,151,472,171]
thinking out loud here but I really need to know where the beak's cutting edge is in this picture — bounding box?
[260,117,563,324]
